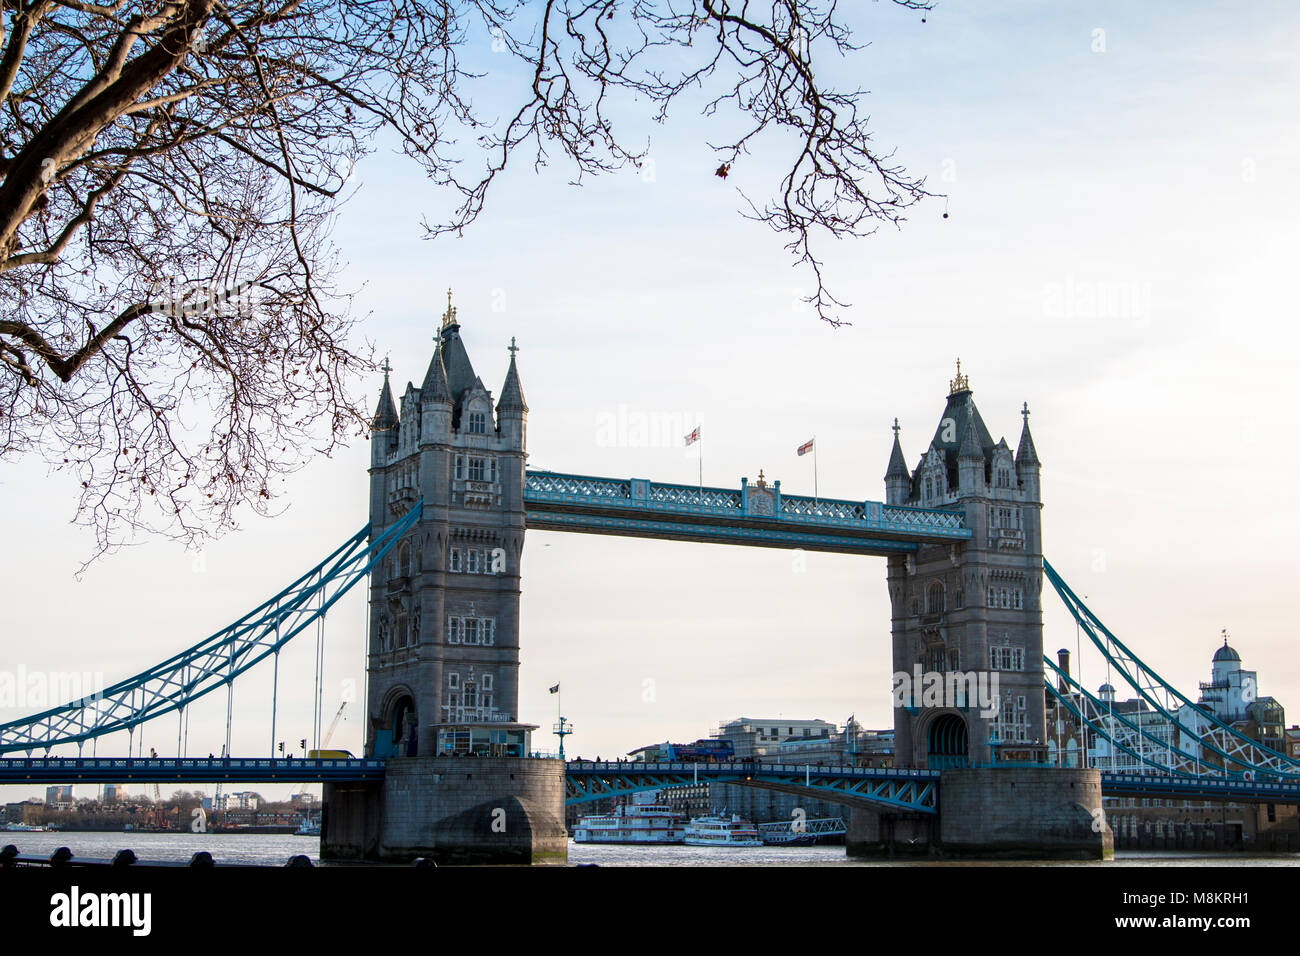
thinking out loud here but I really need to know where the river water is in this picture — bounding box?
[3,831,1298,866]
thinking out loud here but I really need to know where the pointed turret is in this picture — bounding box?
[958,405,983,460]
[421,341,451,405]
[957,403,985,493]
[1016,401,1041,500]
[884,418,910,505]
[371,361,398,432]
[497,337,528,450]
[498,338,527,414]
[1015,402,1040,467]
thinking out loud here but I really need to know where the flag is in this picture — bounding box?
[549,683,560,694]
[797,438,815,456]
[684,426,701,446]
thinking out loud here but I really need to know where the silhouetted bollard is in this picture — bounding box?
[0,845,18,867]
[111,849,138,867]
[412,857,437,868]
[189,851,215,868]
[49,846,74,867]
[285,854,313,867]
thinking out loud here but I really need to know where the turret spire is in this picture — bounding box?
[371,363,398,432]
[498,337,527,413]
[885,417,909,480]
[421,338,451,404]
[958,404,983,460]
[1016,400,1041,467]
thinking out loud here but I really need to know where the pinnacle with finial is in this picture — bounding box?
[508,336,519,357]
[892,417,900,437]
[441,287,458,329]
[949,357,970,395]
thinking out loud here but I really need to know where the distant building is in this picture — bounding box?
[711,717,889,823]
[290,793,317,807]
[102,784,129,804]
[44,785,74,808]
[714,717,837,759]
[215,791,260,811]
[1286,726,1300,759]
[3,799,45,824]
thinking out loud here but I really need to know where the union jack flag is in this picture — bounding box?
[796,438,815,456]
[684,426,701,446]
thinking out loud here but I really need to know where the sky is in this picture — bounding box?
[2,1,1298,802]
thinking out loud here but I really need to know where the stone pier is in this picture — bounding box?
[848,768,1111,860]
[322,756,568,865]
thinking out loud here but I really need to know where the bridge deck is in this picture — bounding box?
[5,759,1296,807]
[523,471,970,555]
[0,757,386,785]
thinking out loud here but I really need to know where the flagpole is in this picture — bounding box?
[813,435,819,502]
[699,425,703,494]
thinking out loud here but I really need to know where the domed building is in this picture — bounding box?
[1199,633,1261,725]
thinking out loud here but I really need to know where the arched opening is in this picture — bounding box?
[927,713,968,770]
[375,693,419,759]
[392,696,418,757]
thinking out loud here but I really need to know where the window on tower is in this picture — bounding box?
[468,457,486,481]
[468,411,487,434]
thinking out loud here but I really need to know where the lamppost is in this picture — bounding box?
[553,716,574,760]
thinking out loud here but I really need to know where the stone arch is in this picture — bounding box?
[923,710,968,770]
[377,686,419,758]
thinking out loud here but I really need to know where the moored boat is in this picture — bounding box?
[573,790,685,844]
[683,813,762,847]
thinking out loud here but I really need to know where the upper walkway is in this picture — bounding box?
[522,470,970,555]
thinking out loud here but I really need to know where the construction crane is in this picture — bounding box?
[292,703,347,803]
[322,701,347,750]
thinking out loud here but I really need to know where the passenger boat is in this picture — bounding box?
[683,813,762,847]
[572,790,685,844]
[0,822,47,832]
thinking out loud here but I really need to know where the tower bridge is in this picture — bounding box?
[2,296,1297,863]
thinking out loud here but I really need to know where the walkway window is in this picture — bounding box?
[927,581,945,614]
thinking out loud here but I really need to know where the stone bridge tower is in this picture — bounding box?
[365,292,531,760]
[884,362,1045,769]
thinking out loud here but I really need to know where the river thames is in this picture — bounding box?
[3,831,1298,866]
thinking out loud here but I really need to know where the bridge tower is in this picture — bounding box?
[366,291,532,759]
[885,362,1045,769]
[324,293,565,864]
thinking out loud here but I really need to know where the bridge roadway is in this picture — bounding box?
[3,759,1298,812]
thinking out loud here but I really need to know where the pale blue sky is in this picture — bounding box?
[2,2,1298,800]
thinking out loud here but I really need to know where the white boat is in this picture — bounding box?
[683,813,762,847]
[1,822,47,832]
[573,790,685,844]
